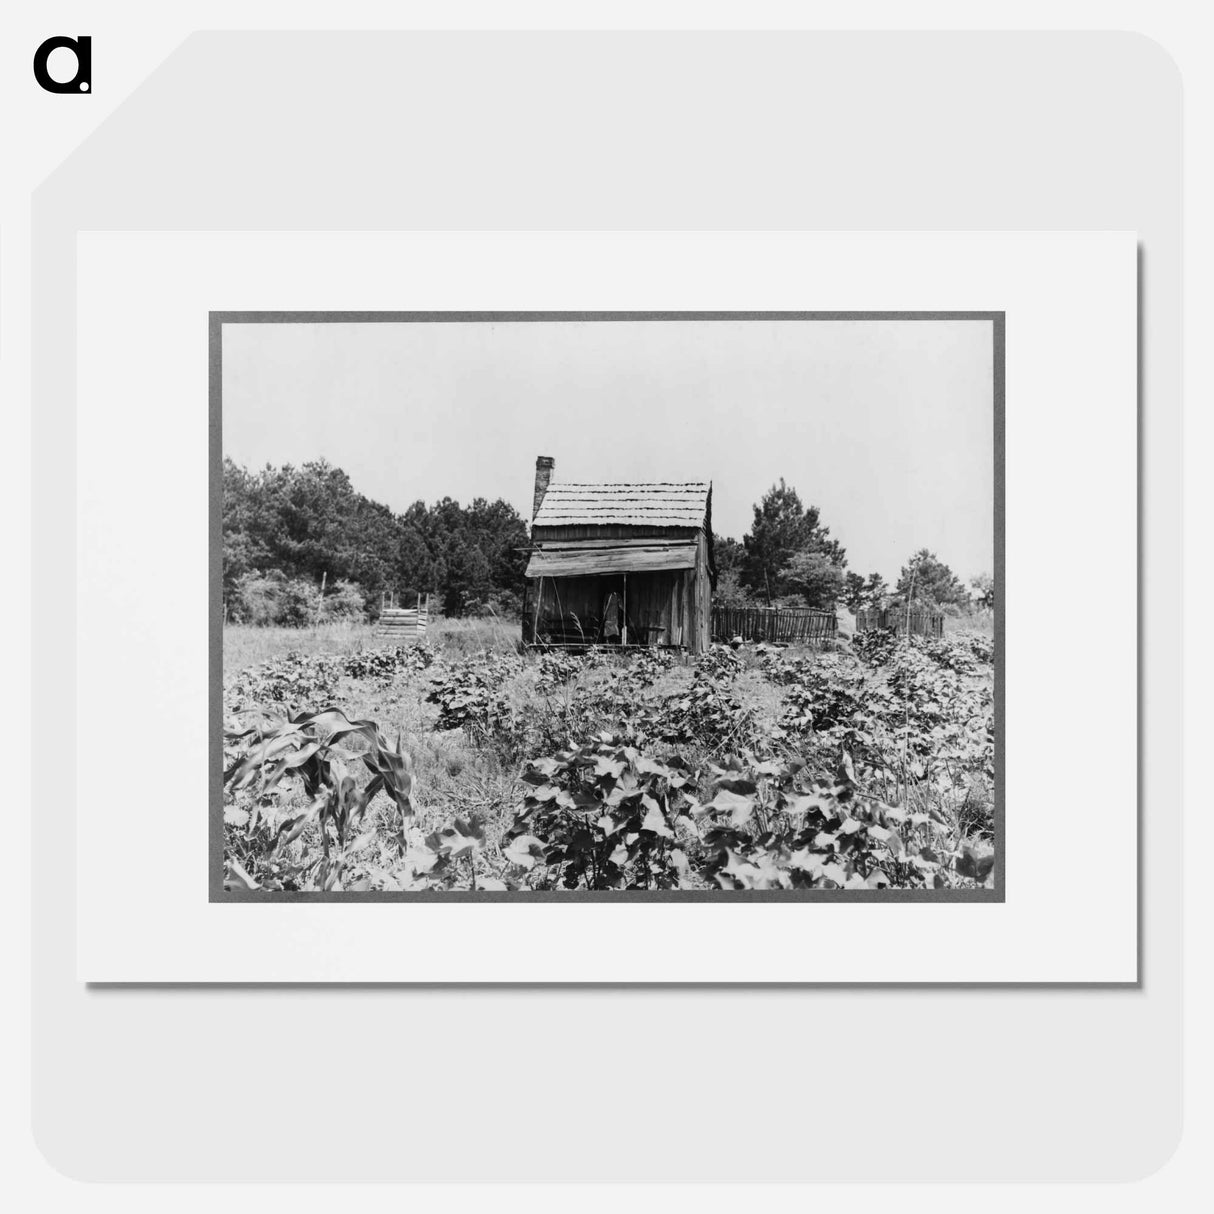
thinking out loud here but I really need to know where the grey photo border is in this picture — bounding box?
[209,310,1005,905]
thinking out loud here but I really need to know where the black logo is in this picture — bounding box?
[33,36,91,93]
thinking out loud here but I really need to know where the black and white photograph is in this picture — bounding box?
[216,312,1001,898]
[28,17,1177,1194]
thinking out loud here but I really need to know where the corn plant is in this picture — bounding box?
[223,706,416,890]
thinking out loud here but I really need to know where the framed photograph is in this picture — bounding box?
[213,311,1003,904]
[35,26,1180,1188]
[75,230,1136,981]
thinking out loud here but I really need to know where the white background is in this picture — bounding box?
[4,4,1201,1204]
[77,230,1136,983]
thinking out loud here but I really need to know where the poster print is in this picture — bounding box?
[215,312,1002,901]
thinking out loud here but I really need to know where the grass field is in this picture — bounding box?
[223,616,514,669]
[223,610,992,669]
[222,613,996,893]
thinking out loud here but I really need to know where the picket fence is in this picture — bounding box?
[711,604,838,646]
[854,607,944,637]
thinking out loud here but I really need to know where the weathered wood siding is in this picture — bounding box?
[694,530,712,654]
[531,523,699,543]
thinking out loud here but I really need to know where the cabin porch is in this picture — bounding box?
[521,569,697,650]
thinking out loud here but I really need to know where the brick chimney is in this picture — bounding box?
[533,455,555,521]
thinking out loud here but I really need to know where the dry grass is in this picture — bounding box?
[948,610,995,637]
[223,615,517,672]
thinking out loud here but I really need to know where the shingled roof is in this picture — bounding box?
[532,482,711,529]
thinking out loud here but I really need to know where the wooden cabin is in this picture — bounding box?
[521,456,716,654]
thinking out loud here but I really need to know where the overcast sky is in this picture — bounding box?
[222,318,994,585]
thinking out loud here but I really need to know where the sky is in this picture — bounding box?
[222,318,995,586]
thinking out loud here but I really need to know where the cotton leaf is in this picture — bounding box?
[503,834,545,870]
[634,756,672,779]
[816,862,848,887]
[720,850,762,887]
[406,845,440,876]
[432,823,480,858]
[704,789,755,826]
[715,777,758,796]
[838,751,857,784]
[789,847,825,873]
[640,794,673,838]
[783,794,821,817]
[957,847,996,883]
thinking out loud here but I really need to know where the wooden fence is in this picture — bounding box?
[711,604,838,646]
[376,594,430,644]
[854,607,944,637]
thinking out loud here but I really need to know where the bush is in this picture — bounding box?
[504,737,696,890]
[696,643,745,681]
[320,578,367,621]
[644,672,760,753]
[690,752,978,890]
[534,651,584,696]
[224,643,435,715]
[756,634,994,832]
[425,651,524,735]
[224,651,340,709]
[851,628,899,666]
[229,569,321,626]
[486,589,523,619]
[964,633,994,664]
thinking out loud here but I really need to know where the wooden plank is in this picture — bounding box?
[525,542,697,578]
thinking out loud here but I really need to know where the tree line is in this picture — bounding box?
[223,459,530,622]
[714,479,987,615]
[223,460,990,625]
